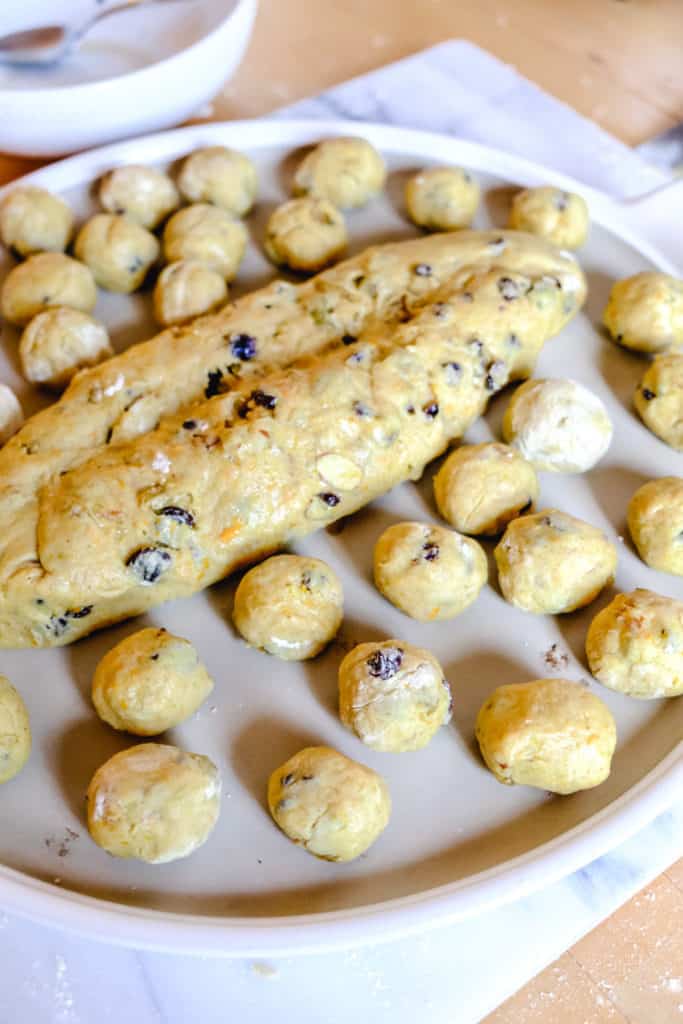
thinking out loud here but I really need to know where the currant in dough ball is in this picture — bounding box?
[74,213,159,293]
[338,640,451,752]
[405,166,480,231]
[19,308,112,390]
[264,197,347,272]
[0,675,31,783]
[434,442,538,536]
[163,204,247,281]
[475,678,616,794]
[99,164,180,229]
[267,746,390,861]
[508,186,589,249]
[603,272,683,354]
[91,627,214,735]
[635,353,683,451]
[627,477,683,576]
[373,521,487,621]
[495,509,617,614]
[0,252,97,326]
[177,146,258,216]
[153,260,228,327]
[233,554,343,660]
[502,378,613,472]
[0,186,73,257]
[586,588,683,699]
[0,384,23,445]
[293,137,386,209]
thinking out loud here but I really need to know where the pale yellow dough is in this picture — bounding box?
[434,442,538,535]
[0,252,97,326]
[0,385,23,445]
[627,477,683,576]
[495,509,617,614]
[163,204,247,281]
[586,588,683,699]
[264,197,347,272]
[87,743,221,863]
[153,260,228,327]
[405,166,480,231]
[92,626,214,735]
[0,186,73,257]
[338,640,451,752]
[0,675,31,783]
[635,353,683,451]
[374,521,487,621]
[509,186,589,249]
[99,164,180,229]
[267,745,390,861]
[75,213,159,293]
[177,146,258,216]
[294,137,386,209]
[19,308,112,390]
[603,272,683,354]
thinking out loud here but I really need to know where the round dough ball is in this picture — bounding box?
[0,675,31,783]
[267,745,390,861]
[405,166,480,231]
[19,308,112,390]
[508,186,589,249]
[177,146,258,216]
[502,378,613,473]
[92,627,214,735]
[434,442,539,536]
[74,213,159,293]
[475,678,616,794]
[339,640,451,752]
[373,521,487,621]
[603,272,683,354]
[634,353,683,451]
[627,477,683,575]
[153,260,228,327]
[586,588,683,699]
[0,384,23,445]
[495,509,617,614]
[0,186,73,257]
[163,204,247,281]
[233,554,343,660]
[99,164,180,229]
[0,252,97,326]
[293,137,386,209]
[264,197,347,272]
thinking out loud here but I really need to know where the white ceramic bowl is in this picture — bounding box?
[0,0,258,155]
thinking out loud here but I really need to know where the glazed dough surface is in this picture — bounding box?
[162,204,247,281]
[405,167,480,231]
[75,214,159,293]
[603,272,683,354]
[634,353,683,451]
[0,385,23,446]
[508,187,589,249]
[99,165,180,229]
[0,674,30,783]
[177,146,258,216]
[0,186,73,257]
[294,137,386,209]
[0,253,97,326]
[153,260,228,327]
[264,198,347,272]
[19,308,112,390]
[628,477,683,576]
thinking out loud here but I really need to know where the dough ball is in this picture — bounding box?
[177,146,258,216]
[627,477,683,575]
[293,137,386,209]
[508,186,589,249]
[475,678,616,794]
[373,521,487,621]
[434,442,539,536]
[264,197,347,272]
[233,554,343,660]
[19,308,112,390]
[586,588,683,699]
[0,384,23,445]
[267,745,390,861]
[74,213,159,293]
[153,260,228,327]
[338,640,451,752]
[634,353,683,451]
[99,164,180,229]
[163,204,247,281]
[0,252,97,326]
[0,186,73,257]
[405,166,480,231]
[502,378,613,472]
[0,675,31,783]
[495,509,617,614]
[603,272,683,354]
[92,626,214,735]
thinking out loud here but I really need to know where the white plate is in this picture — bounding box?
[0,120,680,956]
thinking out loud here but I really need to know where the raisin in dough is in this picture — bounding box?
[99,164,180,229]
[264,197,347,272]
[267,745,390,861]
[153,260,228,327]
[338,640,451,752]
[20,308,112,390]
[87,743,220,863]
[586,588,683,699]
[373,521,487,621]
[74,213,159,293]
[502,378,613,472]
[405,166,480,231]
[509,187,589,249]
[294,137,386,209]
[434,442,539,535]
[495,509,617,614]
[233,554,343,660]
[476,678,616,794]
[92,627,214,735]
[177,146,258,217]
[628,477,683,576]
[0,252,97,326]
[163,204,247,281]
[603,272,683,354]
[0,385,23,446]
[0,186,73,257]
[635,353,683,451]
[0,675,31,783]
